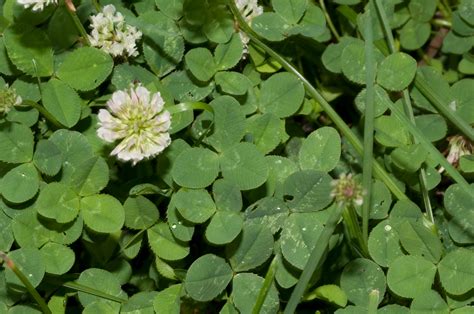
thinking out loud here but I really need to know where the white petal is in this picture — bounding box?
[97,127,120,142]
[108,91,128,113]
[135,86,150,105]
[150,92,165,112]
[102,4,116,16]
[97,109,115,124]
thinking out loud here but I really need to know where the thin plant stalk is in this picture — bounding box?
[342,205,369,258]
[284,204,345,314]
[20,100,65,129]
[92,0,101,12]
[361,6,376,245]
[367,290,379,314]
[374,0,436,222]
[252,256,277,314]
[415,77,474,142]
[227,0,408,201]
[45,276,127,303]
[385,99,472,194]
[0,252,52,314]
[64,0,91,46]
[319,0,341,41]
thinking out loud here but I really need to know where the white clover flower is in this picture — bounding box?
[0,84,22,115]
[97,85,172,166]
[439,135,473,173]
[235,0,263,51]
[330,173,365,207]
[17,0,57,11]
[88,4,142,58]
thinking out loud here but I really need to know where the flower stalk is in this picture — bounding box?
[64,0,91,46]
[0,251,52,314]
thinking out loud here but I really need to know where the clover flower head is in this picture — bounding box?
[235,0,263,51]
[0,84,22,115]
[88,4,142,58]
[330,173,365,207]
[97,85,172,166]
[445,135,473,168]
[16,0,57,11]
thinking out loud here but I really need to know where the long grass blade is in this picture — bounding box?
[374,0,437,223]
[385,100,472,193]
[414,76,474,142]
[252,256,277,314]
[283,204,345,313]
[361,5,376,245]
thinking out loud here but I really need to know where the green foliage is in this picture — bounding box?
[386,255,437,299]
[0,0,472,312]
[340,258,386,306]
[3,24,53,77]
[56,47,113,91]
[184,254,232,302]
[42,79,81,128]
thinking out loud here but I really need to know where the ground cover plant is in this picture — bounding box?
[0,0,473,312]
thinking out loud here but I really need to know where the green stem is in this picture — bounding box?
[438,0,452,19]
[415,77,474,142]
[367,290,379,314]
[284,204,345,314]
[92,0,101,12]
[384,99,472,194]
[419,167,434,223]
[111,229,147,261]
[64,0,91,46]
[21,100,65,129]
[361,6,376,245]
[319,0,341,41]
[343,206,369,257]
[228,0,408,201]
[375,0,435,224]
[0,252,52,314]
[252,256,277,314]
[45,276,127,303]
[62,282,127,303]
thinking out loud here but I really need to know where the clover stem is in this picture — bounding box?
[20,100,65,129]
[319,0,341,41]
[64,0,91,46]
[0,252,52,314]
[438,0,452,19]
[368,290,379,314]
[92,0,101,12]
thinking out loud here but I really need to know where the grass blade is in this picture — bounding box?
[414,76,474,142]
[362,5,376,245]
[385,99,472,193]
[252,256,277,314]
[374,0,438,223]
[283,204,344,313]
